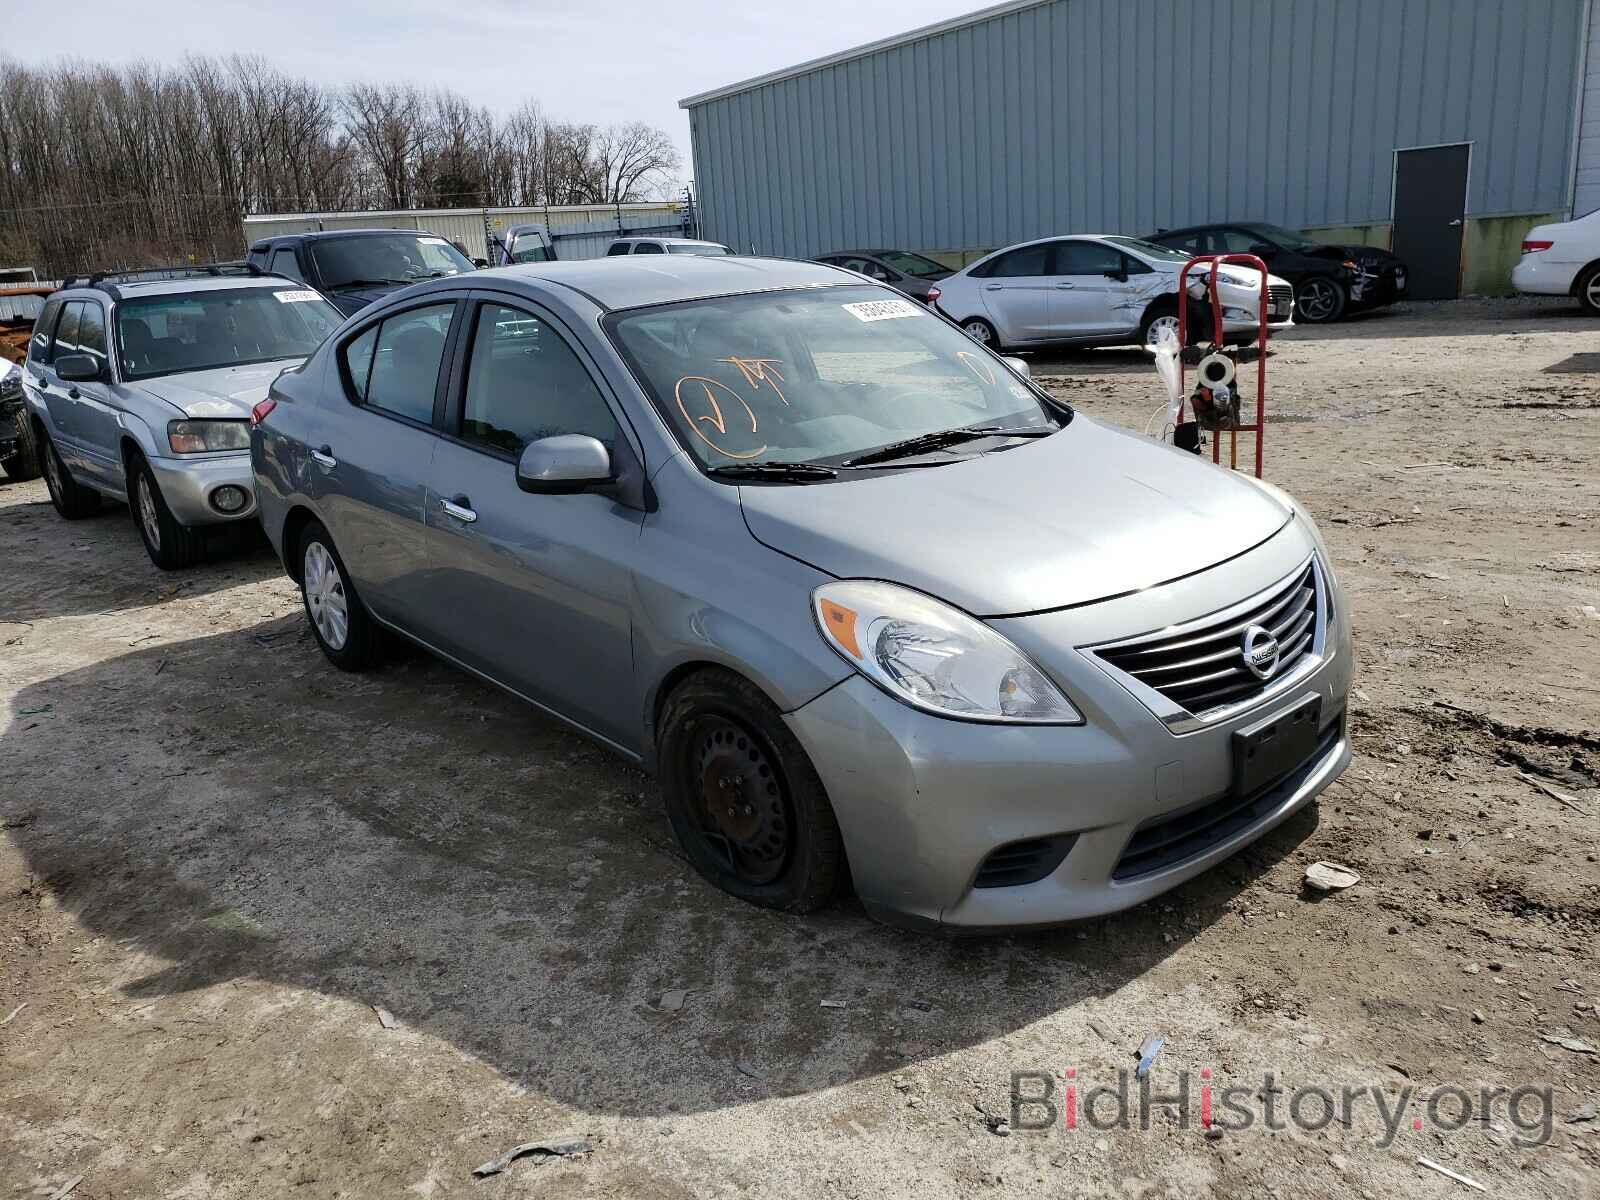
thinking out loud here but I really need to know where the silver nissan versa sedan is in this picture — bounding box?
[251,257,1351,930]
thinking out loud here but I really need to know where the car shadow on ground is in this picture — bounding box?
[1285,298,1598,341]
[1,618,1319,1119]
[0,484,280,623]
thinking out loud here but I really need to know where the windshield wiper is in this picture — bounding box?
[330,277,411,289]
[706,461,839,482]
[842,424,1055,467]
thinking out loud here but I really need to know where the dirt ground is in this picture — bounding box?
[1,296,1597,1199]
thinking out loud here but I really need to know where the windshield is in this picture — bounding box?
[310,234,475,289]
[1243,224,1322,251]
[666,243,730,256]
[1104,236,1190,263]
[875,250,950,278]
[116,287,342,380]
[608,285,1062,470]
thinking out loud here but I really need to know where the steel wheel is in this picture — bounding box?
[137,473,161,551]
[1145,313,1181,348]
[687,715,790,886]
[1296,277,1343,323]
[963,319,995,346]
[303,539,350,651]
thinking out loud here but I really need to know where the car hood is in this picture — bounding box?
[1307,243,1402,269]
[738,417,1293,617]
[1147,261,1292,294]
[136,360,301,418]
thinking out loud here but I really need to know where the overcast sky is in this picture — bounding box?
[11,0,986,193]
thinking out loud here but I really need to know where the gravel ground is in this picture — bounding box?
[1,295,1596,1199]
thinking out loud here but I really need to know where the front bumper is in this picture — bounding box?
[1350,265,1405,308]
[785,529,1352,930]
[1511,255,1578,296]
[146,450,257,525]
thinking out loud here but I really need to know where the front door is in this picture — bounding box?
[1049,240,1141,337]
[975,242,1054,343]
[420,297,644,751]
[1392,144,1469,300]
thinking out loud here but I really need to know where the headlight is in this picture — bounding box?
[167,419,250,454]
[812,580,1083,723]
[1217,271,1256,289]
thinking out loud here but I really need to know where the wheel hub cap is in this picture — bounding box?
[693,718,787,883]
[965,322,991,343]
[303,541,349,650]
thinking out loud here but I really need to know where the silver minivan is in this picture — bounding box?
[251,257,1351,930]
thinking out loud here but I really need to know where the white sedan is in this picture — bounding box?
[934,234,1295,351]
[1511,209,1600,314]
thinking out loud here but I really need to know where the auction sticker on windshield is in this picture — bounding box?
[272,290,322,304]
[842,298,919,322]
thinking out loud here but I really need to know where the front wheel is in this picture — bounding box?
[961,317,1000,350]
[1,413,40,481]
[129,454,206,570]
[1295,276,1346,323]
[1139,303,1202,349]
[657,668,844,913]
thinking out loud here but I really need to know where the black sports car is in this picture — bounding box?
[1147,222,1407,323]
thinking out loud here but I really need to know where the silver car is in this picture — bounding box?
[252,257,1351,930]
[23,271,343,568]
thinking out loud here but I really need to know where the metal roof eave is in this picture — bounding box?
[678,0,1052,109]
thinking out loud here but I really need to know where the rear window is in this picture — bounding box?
[27,299,61,363]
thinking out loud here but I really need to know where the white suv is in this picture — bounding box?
[934,234,1294,351]
[605,237,730,257]
[1511,209,1600,314]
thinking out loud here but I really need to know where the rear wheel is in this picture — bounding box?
[1576,263,1600,316]
[658,668,844,913]
[40,428,101,519]
[298,519,380,671]
[1295,276,1346,323]
[1,412,40,481]
[961,317,1000,350]
[129,453,205,570]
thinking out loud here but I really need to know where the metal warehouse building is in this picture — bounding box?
[681,0,1598,297]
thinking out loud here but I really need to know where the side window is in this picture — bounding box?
[342,325,379,401]
[53,303,82,362]
[459,302,619,456]
[28,299,62,364]
[983,244,1051,278]
[77,302,109,373]
[1164,231,1206,255]
[360,303,456,424]
[1122,252,1153,276]
[606,242,632,256]
[632,242,665,255]
[269,248,304,283]
[1216,228,1258,254]
[1053,240,1126,276]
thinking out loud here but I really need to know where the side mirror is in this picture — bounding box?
[516,434,612,494]
[472,258,489,269]
[1002,356,1031,379]
[1104,268,1128,282]
[55,353,101,383]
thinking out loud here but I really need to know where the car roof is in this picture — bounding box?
[59,276,309,301]
[472,256,859,311]
[612,236,725,246]
[255,228,441,246]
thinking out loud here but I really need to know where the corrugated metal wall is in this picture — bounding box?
[1575,0,1600,216]
[242,203,683,261]
[687,0,1587,256]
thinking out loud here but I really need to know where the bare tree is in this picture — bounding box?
[591,121,681,205]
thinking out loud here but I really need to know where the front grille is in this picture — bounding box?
[973,835,1078,889]
[1095,561,1320,718]
[1112,719,1342,881]
[1268,284,1294,313]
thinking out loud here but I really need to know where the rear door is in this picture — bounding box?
[22,298,64,437]
[310,298,460,627]
[972,243,1054,342]
[40,301,84,453]
[419,294,645,750]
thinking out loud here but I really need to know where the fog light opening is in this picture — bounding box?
[210,485,249,514]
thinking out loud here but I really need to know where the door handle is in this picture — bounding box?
[983,284,1004,291]
[440,496,477,524]
[310,445,337,468]
[1054,282,1075,289]
[1447,218,1462,227]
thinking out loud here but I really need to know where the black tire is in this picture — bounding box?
[1295,276,1346,323]
[128,452,206,570]
[1,412,41,481]
[1575,262,1600,316]
[297,518,380,671]
[39,427,101,519]
[959,317,1001,351]
[1138,300,1203,349]
[658,667,844,913]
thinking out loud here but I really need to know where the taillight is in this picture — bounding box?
[250,398,277,427]
[925,286,941,305]
[1521,239,1553,254]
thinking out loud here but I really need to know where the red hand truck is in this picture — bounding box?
[1175,253,1272,478]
